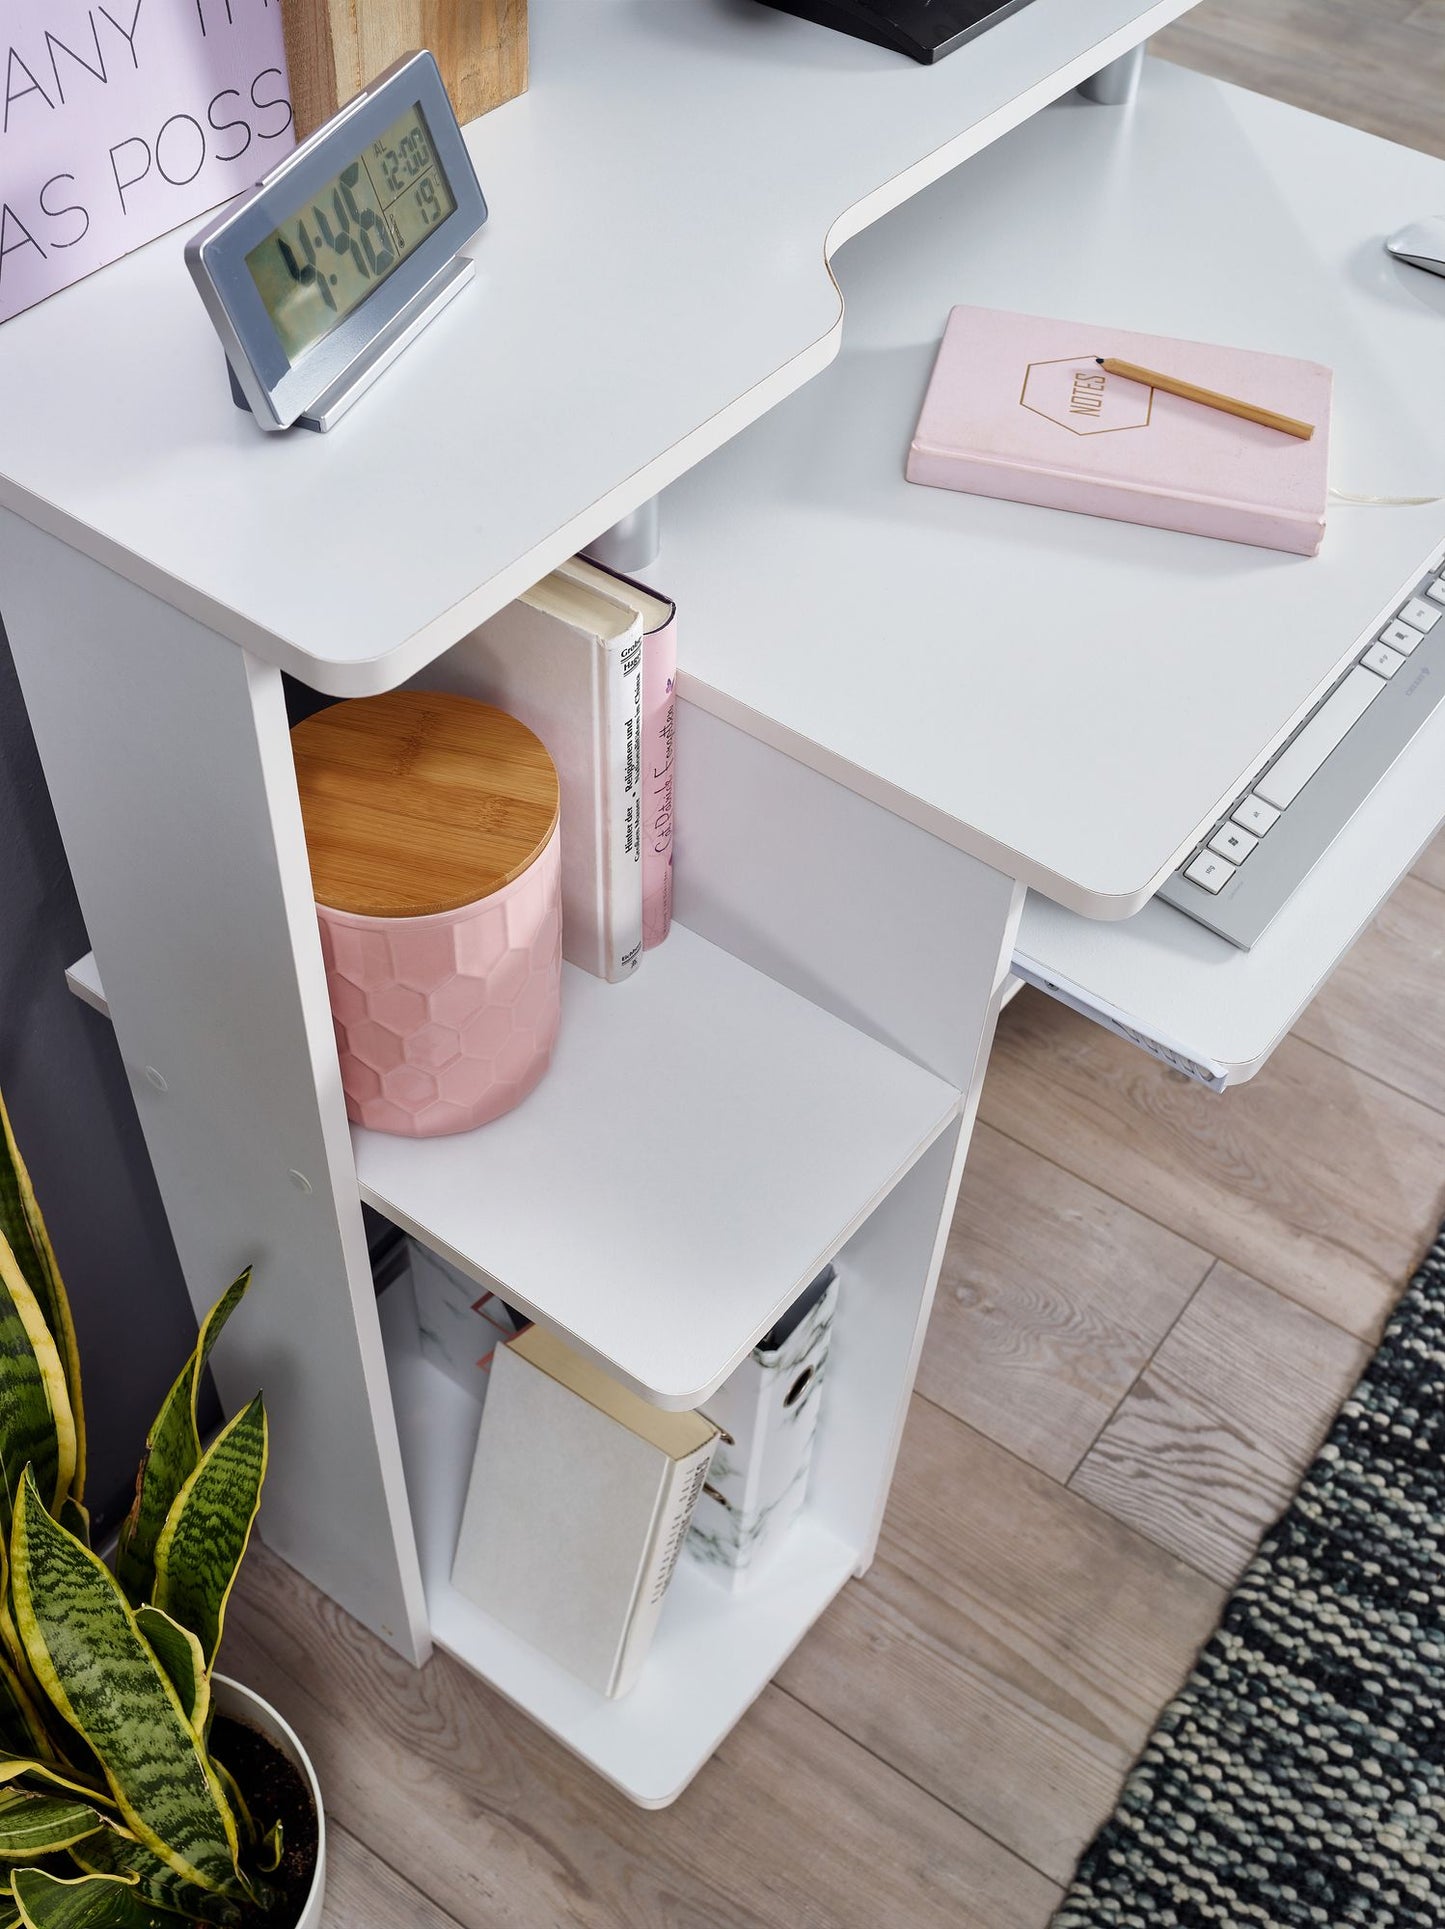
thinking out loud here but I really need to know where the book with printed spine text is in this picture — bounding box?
[560,556,677,951]
[907,306,1333,556]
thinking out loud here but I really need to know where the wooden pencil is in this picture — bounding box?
[1094,357,1315,440]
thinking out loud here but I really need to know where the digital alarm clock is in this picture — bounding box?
[186,50,488,432]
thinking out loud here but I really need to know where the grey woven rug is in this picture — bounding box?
[1055,1220,1445,1928]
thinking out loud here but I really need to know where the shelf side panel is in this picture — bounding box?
[673,705,1023,1558]
[673,700,1022,1086]
[1,513,428,1661]
[811,1119,965,1562]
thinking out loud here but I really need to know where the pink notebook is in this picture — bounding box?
[907,307,1332,556]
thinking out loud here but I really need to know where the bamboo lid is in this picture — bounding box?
[291,691,560,918]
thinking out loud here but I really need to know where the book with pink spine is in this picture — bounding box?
[907,307,1333,556]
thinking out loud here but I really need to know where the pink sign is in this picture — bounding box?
[0,1,295,325]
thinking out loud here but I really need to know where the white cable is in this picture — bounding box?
[1329,487,1444,506]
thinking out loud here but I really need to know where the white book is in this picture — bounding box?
[414,573,644,981]
[451,1326,717,1698]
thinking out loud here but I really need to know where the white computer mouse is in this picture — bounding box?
[1386,216,1445,278]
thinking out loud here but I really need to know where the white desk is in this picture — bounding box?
[4,2,1444,1806]
[0,0,1195,688]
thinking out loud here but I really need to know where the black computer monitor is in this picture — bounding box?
[754,0,1039,64]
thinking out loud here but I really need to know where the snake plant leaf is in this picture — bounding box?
[0,1096,85,1506]
[72,1828,250,1928]
[210,1760,255,1848]
[115,1270,250,1609]
[0,1787,107,1859]
[0,1236,75,1532]
[0,1602,30,1714]
[0,1650,56,1764]
[132,1608,209,1738]
[0,1538,54,1762]
[0,1643,108,1800]
[257,1818,283,1874]
[10,1867,173,1929]
[57,1501,88,1550]
[0,1757,112,1805]
[152,1397,267,1670]
[11,1473,242,1899]
[0,1534,106,1791]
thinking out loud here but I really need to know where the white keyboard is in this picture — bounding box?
[1156,556,1445,949]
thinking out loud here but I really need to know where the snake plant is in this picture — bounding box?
[0,1093,286,1928]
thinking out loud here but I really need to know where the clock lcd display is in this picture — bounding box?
[245,102,457,363]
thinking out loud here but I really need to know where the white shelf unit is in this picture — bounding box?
[378,1148,958,1809]
[391,1334,859,1808]
[66,879,992,1803]
[378,1098,974,1804]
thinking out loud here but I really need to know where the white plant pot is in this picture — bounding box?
[212,1675,327,1929]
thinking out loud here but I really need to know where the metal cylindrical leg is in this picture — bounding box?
[1078,43,1145,105]
[584,497,661,575]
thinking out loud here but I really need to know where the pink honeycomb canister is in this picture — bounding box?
[292,692,562,1139]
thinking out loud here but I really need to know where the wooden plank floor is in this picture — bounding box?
[227,19,1445,1925]
[1156,0,1445,158]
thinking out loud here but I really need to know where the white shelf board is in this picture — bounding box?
[1013,661,1445,1084]
[355,925,959,1405]
[68,926,960,1406]
[662,66,1445,915]
[0,0,1193,694]
[386,1326,855,1807]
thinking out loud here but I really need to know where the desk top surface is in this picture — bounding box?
[664,68,1445,912]
[0,0,1185,689]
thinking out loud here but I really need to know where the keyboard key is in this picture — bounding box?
[1362,641,1406,678]
[1382,619,1426,655]
[1426,578,1445,606]
[1399,597,1442,633]
[1209,822,1258,863]
[1254,667,1386,809]
[1184,850,1235,893]
[1233,795,1280,836]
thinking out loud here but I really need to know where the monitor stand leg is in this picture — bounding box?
[584,496,661,575]
[1078,43,1145,105]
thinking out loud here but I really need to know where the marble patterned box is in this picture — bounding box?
[406,1239,523,1401]
[687,1266,837,1591]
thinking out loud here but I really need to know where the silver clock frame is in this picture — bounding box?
[186,50,488,432]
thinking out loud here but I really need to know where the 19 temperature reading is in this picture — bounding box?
[246,102,457,363]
